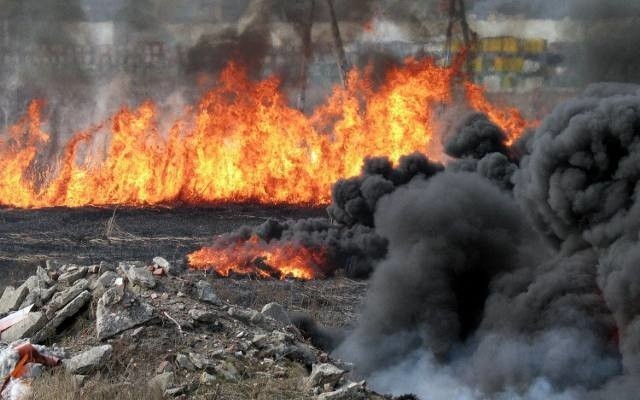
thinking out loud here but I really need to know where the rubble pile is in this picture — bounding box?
[0,257,386,399]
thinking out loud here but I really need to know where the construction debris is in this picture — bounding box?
[0,258,385,399]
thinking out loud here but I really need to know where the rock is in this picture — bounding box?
[99,261,116,272]
[156,360,173,374]
[63,345,113,375]
[118,261,145,271]
[176,353,196,371]
[1,312,47,342]
[154,257,183,276]
[88,265,100,274]
[251,331,316,365]
[188,309,217,324]
[92,271,118,300]
[47,279,89,318]
[46,259,62,271]
[0,285,29,314]
[189,352,213,371]
[228,307,264,326]
[34,291,92,343]
[20,289,43,309]
[315,381,366,400]
[40,285,58,303]
[127,267,157,289]
[199,371,217,385]
[195,281,221,305]
[58,267,87,286]
[149,372,175,391]
[36,266,54,286]
[261,302,290,325]
[305,363,345,389]
[23,276,43,292]
[96,288,154,340]
[217,361,239,381]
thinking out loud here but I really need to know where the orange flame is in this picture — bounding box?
[0,59,531,209]
[187,235,327,280]
[464,82,536,145]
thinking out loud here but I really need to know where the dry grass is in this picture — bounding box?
[31,371,163,400]
[205,274,367,327]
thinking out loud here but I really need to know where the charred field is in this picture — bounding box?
[0,205,326,286]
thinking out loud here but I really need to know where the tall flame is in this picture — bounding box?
[0,59,531,209]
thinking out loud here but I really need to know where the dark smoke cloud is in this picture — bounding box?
[320,85,640,399]
[444,112,510,160]
[328,153,444,227]
[444,112,517,190]
[335,171,543,372]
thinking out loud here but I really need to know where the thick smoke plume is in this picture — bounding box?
[323,85,640,399]
[328,153,443,227]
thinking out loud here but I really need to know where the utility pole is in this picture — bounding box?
[297,0,315,111]
[326,0,348,87]
[444,0,476,78]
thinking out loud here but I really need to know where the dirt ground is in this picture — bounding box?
[0,205,326,287]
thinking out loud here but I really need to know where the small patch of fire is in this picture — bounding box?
[187,235,329,280]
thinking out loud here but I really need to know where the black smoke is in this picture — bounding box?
[328,153,444,227]
[322,86,640,399]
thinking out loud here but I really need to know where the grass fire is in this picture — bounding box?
[1,1,640,400]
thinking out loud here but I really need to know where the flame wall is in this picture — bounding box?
[0,59,530,209]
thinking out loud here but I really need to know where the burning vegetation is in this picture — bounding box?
[0,59,529,209]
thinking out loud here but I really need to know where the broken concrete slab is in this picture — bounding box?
[305,363,345,389]
[58,267,87,286]
[34,291,91,343]
[47,279,89,318]
[63,345,113,375]
[0,285,29,314]
[1,312,47,342]
[36,266,54,286]
[96,288,154,340]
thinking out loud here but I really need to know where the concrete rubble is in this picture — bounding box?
[0,258,387,399]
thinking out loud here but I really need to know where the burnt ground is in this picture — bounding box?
[0,205,375,399]
[0,205,326,287]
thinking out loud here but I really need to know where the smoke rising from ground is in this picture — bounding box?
[323,84,640,399]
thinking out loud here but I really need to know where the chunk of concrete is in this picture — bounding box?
[1,312,47,342]
[58,267,87,286]
[96,288,154,340]
[34,291,91,343]
[0,285,29,314]
[63,345,113,375]
[47,279,89,318]
[305,363,345,389]
[127,267,157,289]
[195,281,221,305]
